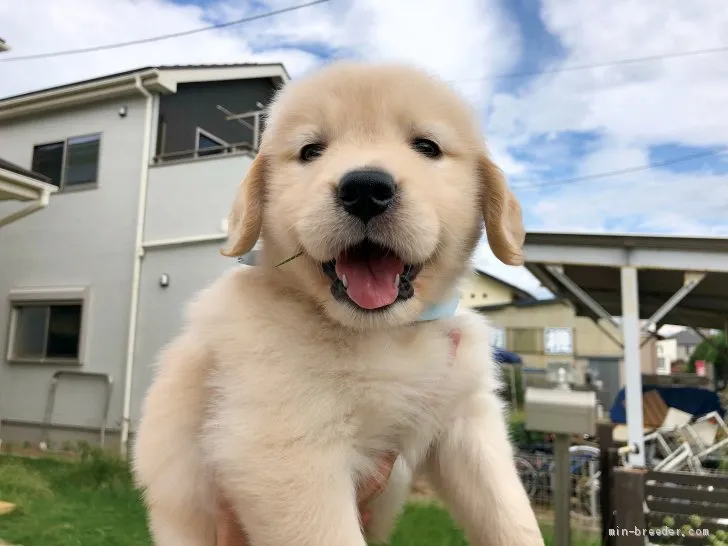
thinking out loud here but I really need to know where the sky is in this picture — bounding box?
[1,0,728,299]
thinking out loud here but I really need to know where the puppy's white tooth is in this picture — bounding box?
[394,274,400,288]
[342,275,349,288]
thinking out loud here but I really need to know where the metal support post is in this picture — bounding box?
[621,266,645,467]
[553,433,571,546]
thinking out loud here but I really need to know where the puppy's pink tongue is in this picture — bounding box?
[335,253,404,310]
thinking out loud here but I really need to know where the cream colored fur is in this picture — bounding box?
[133,61,544,546]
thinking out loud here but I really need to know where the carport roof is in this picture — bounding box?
[0,157,56,201]
[523,231,728,330]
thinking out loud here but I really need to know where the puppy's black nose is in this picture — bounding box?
[337,168,396,223]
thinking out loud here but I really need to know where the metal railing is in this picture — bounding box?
[153,109,262,165]
[152,140,256,164]
[40,370,113,449]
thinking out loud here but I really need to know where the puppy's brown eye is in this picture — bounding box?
[411,138,442,159]
[300,143,326,162]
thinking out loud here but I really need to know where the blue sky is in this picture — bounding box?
[1,0,727,293]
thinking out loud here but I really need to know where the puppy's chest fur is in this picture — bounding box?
[202,288,496,470]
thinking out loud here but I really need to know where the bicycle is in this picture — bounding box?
[514,443,601,517]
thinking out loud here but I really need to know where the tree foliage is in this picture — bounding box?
[688,332,727,380]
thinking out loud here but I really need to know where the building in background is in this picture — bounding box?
[656,328,710,374]
[0,63,288,454]
[458,269,534,309]
[671,329,704,361]
[471,296,659,409]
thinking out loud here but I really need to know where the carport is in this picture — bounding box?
[523,231,728,466]
[0,157,57,228]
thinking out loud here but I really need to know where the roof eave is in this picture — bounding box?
[0,69,170,122]
[473,268,536,300]
[0,167,58,201]
[157,63,291,88]
[0,63,291,122]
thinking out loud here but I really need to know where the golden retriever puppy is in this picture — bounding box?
[133,61,544,546]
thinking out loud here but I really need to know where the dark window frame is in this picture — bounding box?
[31,133,102,192]
[6,287,90,366]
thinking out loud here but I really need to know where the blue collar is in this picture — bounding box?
[417,291,460,322]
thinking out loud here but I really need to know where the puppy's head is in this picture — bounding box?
[223,62,524,329]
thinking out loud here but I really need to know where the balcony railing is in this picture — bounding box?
[152,109,262,165]
[152,141,255,164]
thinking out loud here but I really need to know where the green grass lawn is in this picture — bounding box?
[0,450,598,546]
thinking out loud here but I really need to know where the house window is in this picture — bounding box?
[544,327,574,355]
[657,357,667,374]
[195,128,228,157]
[31,133,101,190]
[508,328,542,353]
[491,327,505,349]
[7,288,89,365]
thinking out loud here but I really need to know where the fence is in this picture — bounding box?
[515,443,602,533]
[598,421,728,546]
[609,467,728,545]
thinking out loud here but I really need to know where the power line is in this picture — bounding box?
[0,0,329,63]
[450,44,728,83]
[510,148,725,191]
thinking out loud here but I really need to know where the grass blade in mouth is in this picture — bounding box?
[275,250,304,268]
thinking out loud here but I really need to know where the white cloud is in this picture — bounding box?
[494,0,728,147]
[485,0,728,254]
[0,0,518,101]
[2,0,727,297]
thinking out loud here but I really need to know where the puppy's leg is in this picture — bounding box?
[424,392,544,546]
[363,456,412,544]
[133,334,217,546]
[146,505,216,546]
[217,445,367,546]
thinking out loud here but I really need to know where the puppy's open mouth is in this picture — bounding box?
[322,240,422,311]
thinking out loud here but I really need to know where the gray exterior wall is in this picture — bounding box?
[0,79,262,449]
[130,244,237,428]
[129,153,253,428]
[0,96,150,444]
[144,153,253,241]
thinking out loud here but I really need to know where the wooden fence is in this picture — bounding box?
[598,422,728,546]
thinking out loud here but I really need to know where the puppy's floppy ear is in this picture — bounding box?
[479,154,525,266]
[220,153,267,257]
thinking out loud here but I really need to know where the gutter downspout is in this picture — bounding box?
[0,189,51,228]
[120,75,154,457]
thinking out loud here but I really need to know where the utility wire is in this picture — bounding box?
[510,149,725,190]
[0,0,329,63]
[0,1,725,81]
[449,43,728,83]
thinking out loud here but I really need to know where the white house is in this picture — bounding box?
[0,63,289,456]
